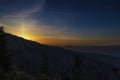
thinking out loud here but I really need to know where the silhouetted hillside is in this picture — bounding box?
[6,33,120,80]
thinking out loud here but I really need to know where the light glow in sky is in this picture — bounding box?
[0,0,120,46]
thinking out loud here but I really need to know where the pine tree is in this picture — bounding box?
[0,26,11,72]
[72,56,84,80]
[61,69,69,80]
[112,67,119,80]
[0,26,12,80]
[39,52,51,80]
[40,53,49,75]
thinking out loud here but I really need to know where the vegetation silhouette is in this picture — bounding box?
[1,26,119,80]
[72,56,85,80]
[0,26,12,72]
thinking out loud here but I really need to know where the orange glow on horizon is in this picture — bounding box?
[19,34,33,40]
[11,33,120,46]
[5,27,120,46]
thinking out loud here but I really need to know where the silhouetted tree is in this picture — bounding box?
[61,69,69,80]
[39,52,51,80]
[112,67,119,80]
[0,26,11,71]
[0,26,12,79]
[72,56,84,80]
[41,53,49,75]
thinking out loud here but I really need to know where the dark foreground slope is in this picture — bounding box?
[7,34,120,80]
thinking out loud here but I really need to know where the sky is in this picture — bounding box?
[0,0,120,46]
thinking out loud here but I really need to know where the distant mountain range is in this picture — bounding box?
[65,46,120,54]
[6,33,120,80]
[65,45,120,68]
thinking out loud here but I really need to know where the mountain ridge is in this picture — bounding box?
[6,33,120,80]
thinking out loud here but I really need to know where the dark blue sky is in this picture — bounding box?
[0,0,120,46]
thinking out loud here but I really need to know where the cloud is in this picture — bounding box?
[2,0,45,18]
[0,0,46,35]
[20,0,45,15]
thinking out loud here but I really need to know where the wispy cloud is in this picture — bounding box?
[2,0,45,18]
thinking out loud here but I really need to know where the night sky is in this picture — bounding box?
[0,0,120,46]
